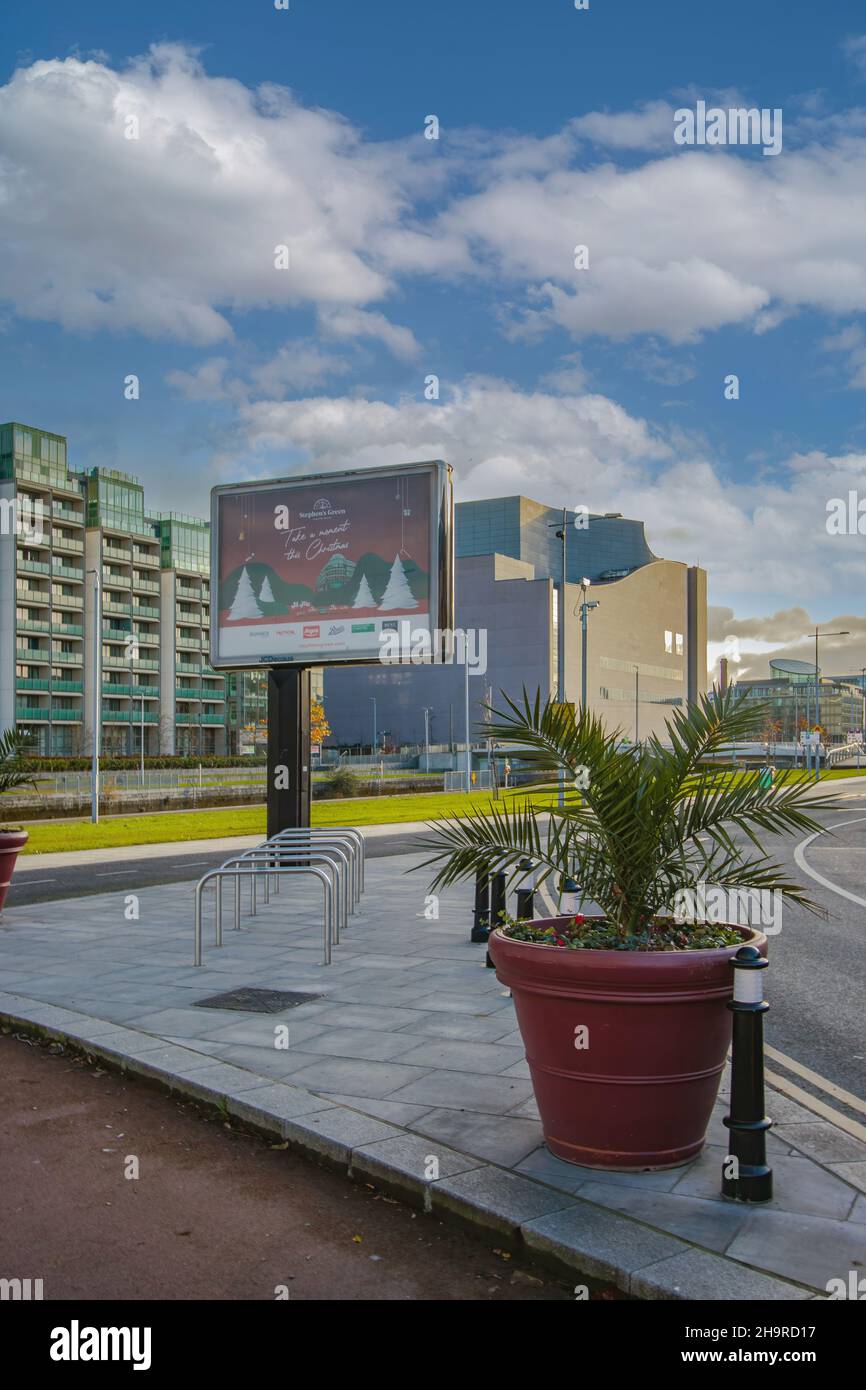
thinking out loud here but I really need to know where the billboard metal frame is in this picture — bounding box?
[209,459,454,672]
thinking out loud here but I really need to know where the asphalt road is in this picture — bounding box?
[9,828,431,908]
[0,1032,578,1301]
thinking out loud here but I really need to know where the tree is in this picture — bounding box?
[378,553,417,611]
[227,566,263,621]
[258,575,276,605]
[352,574,376,609]
[0,729,37,799]
[311,699,331,745]
[418,688,838,936]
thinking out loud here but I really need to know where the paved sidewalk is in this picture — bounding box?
[2,850,864,1299]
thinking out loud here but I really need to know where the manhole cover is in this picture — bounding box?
[194,988,323,1013]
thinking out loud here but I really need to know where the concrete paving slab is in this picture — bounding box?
[432,1164,575,1236]
[522,1201,686,1290]
[632,1248,813,1301]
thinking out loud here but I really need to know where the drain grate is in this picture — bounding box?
[194,987,323,1014]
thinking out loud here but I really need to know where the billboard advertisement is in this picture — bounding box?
[210,460,453,669]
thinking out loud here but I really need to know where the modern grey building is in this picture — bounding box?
[322,496,708,749]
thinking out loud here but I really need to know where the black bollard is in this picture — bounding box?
[721,945,773,1202]
[470,868,490,943]
[559,874,581,918]
[487,863,508,967]
[516,857,536,920]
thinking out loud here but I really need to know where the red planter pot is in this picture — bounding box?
[0,829,28,913]
[488,918,768,1171]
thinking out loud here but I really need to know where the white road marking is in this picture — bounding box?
[794,815,866,908]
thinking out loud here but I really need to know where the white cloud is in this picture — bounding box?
[843,35,866,78]
[438,135,866,341]
[0,45,431,343]
[196,382,866,619]
[318,307,420,360]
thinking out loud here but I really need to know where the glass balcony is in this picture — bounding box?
[16,706,50,720]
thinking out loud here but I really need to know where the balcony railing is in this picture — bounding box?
[51,534,84,553]
[134,604,160,619]
[16,706,49,720]
[17,677,50,691]
[53,621,83,636]
[18,558,50,575]
[17,619,50,633]
[52,562,85,582]
[52,593,84,609]
[51,652,83,666]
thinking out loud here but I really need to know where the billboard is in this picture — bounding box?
[210,460,453,669]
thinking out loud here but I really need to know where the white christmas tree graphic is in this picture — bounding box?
[352,574,376,609]
[227,565,263,621]
[378,553,417,610]
[258,575,276,605]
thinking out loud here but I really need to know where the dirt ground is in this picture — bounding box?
[0,1030,603,1301]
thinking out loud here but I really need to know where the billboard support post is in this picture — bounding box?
[267,666,311,836]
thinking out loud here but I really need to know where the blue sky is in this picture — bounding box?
[3,0,866,674]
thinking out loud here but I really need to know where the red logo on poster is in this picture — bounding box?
[303,625,321,639]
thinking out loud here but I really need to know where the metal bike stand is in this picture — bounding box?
[194,864,334,967]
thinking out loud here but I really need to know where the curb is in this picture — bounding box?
[0,992,817,1301]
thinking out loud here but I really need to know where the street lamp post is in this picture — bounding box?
[423,706,432,774]
[579,581,600,713]
[813,627,850,779]
[371,696,377,758]
[463,631,471,794]
[140,695,145,784]
[634,665,640,744]
[87,567,101,824]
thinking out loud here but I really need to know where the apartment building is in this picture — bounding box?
[0,422,227,756]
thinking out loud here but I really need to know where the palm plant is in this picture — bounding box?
[0,728,36,810]
[418,688,839,938]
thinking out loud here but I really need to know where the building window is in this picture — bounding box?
[675,633,684,656]
[664,630,673,654]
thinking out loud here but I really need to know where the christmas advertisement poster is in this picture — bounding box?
[212,466,442,666]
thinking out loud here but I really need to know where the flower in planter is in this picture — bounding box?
[416,687,838,950]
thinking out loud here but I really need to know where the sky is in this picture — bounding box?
[3,0,866,679]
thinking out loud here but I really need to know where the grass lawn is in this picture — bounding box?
[19,786,558,856]
[14,764,862,856]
